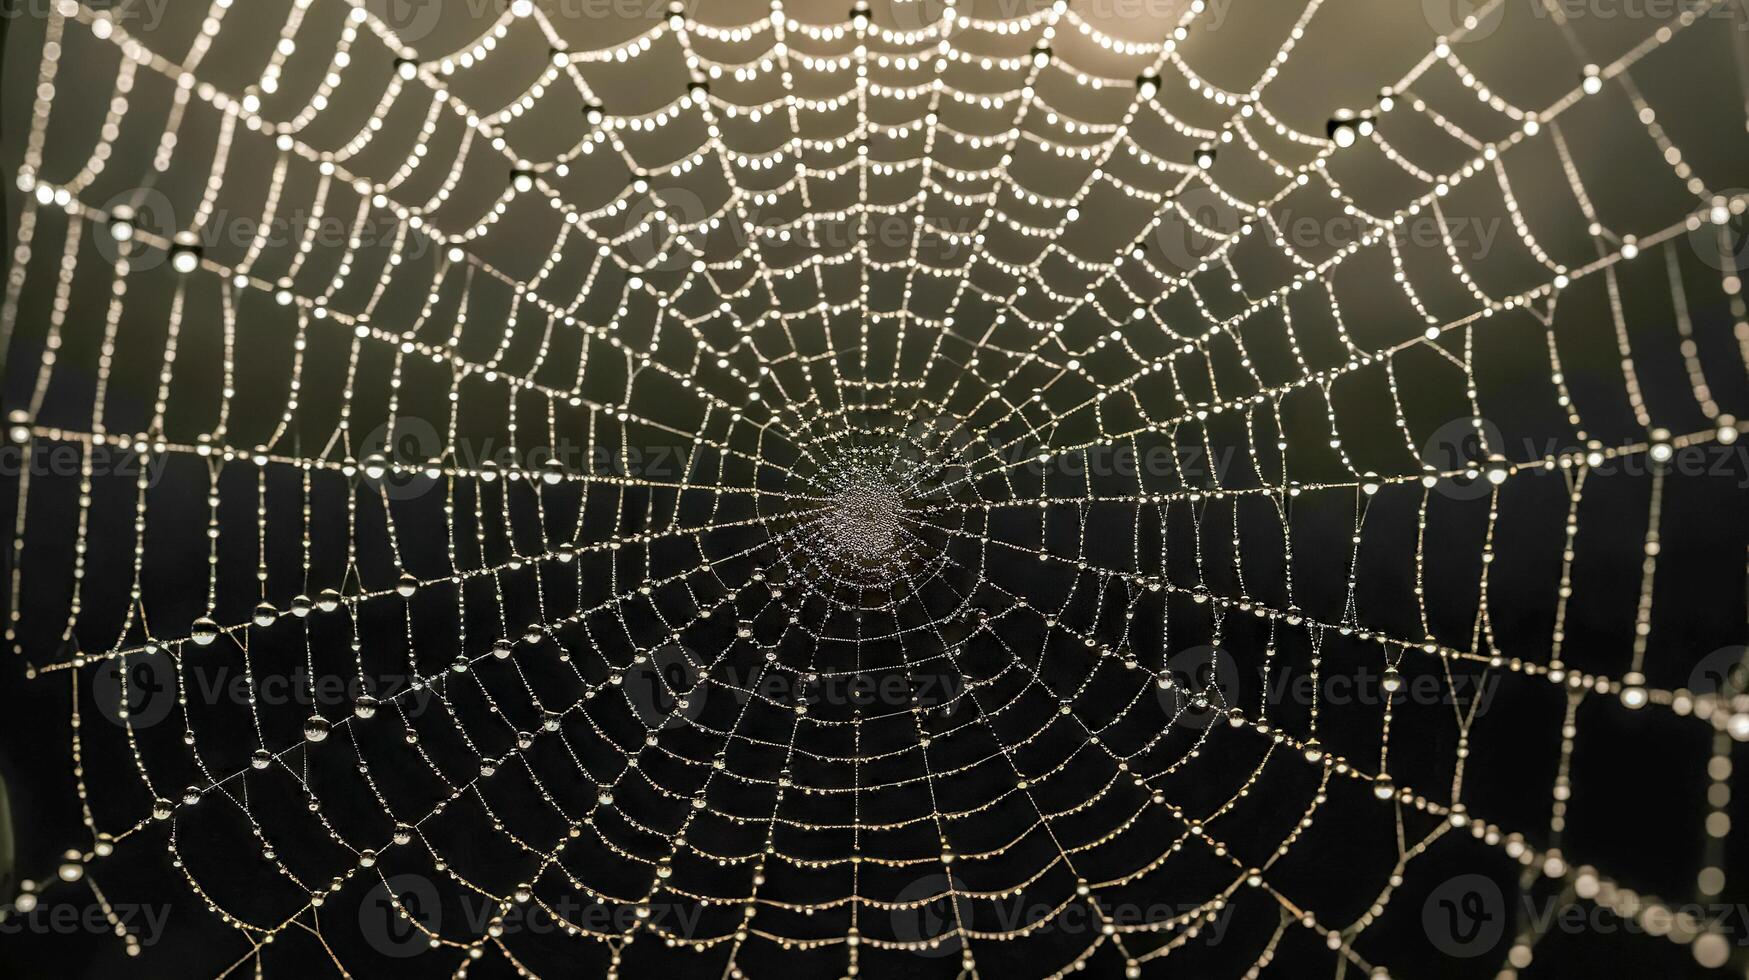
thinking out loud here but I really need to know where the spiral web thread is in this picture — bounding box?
[6,0,1749,976]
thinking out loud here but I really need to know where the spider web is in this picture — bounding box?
[4,0,1749,976]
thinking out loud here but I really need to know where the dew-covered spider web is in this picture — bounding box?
[6,0,1749,977]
